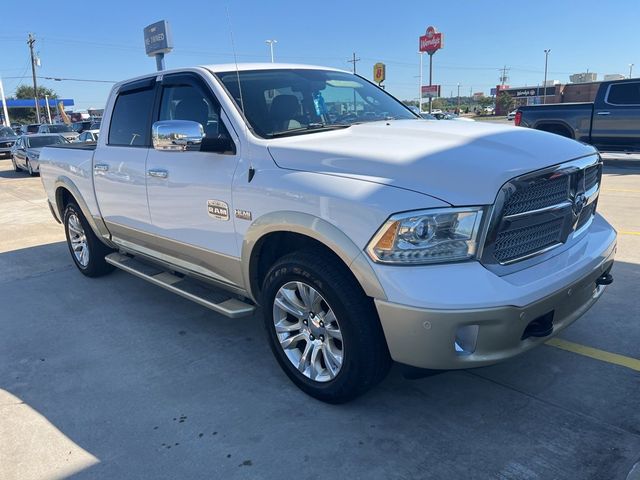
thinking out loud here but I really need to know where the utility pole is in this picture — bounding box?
[28,33,41,122]
[629,63,634,79]
[543,49,551,105]
[457,83,461,114]
[347,52,361,74]
[499,65,510,86]
[265,39,277,63]
[347,53,361,113]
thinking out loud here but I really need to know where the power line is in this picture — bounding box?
[2,75,117,83]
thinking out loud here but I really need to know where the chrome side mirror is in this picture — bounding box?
[152,120,204,152]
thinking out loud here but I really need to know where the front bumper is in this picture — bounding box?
[373,215,617,370]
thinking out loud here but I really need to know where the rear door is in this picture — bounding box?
[93,78,157,241]
[144,72,242,285]
[591,81,640,152]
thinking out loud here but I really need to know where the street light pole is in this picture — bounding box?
[265,40,277,63]
[629,63,634,79]
[543,49,551,105]
[457,83,461,114]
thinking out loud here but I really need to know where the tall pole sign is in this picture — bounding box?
[144,20,174,71]
[419,26,444,113]
[373,62,386,88]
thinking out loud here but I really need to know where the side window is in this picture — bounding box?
[607,82,640,105]
[159,82,229,139]
[108,85,155,146]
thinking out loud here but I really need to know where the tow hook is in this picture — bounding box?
[595,272,613,286]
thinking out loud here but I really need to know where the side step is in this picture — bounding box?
[105,252,255,318]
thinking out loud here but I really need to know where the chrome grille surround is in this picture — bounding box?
[481,154,602,271]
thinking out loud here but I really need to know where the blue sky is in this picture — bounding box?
[1,0,637,110]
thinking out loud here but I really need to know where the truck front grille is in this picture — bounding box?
[502,175,570,217]
[482,156,602,267]
[494,218,565,263]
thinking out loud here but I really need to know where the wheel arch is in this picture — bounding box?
[534,121,575,139]
[54,177,114,246]
[242,211,386,304]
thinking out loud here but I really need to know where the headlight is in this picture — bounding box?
[366,207,484,265]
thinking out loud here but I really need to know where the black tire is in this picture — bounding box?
[262,250,391,403]
[63,201,115,277]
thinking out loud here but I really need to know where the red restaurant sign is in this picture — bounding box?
[419,26,444,54]
[421,85,441,98]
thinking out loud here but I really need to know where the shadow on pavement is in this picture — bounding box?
[1,242,639,479]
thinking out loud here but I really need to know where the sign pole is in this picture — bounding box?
[428,52,433,114]
[155,53,165,72]
[418,53,423,112]
[0,78,10,126]
[44,95,52,124]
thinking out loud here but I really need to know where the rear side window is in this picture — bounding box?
[108,85,155,146]
[606,82,640,105]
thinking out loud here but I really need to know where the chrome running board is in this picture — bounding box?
[105,252,255,318]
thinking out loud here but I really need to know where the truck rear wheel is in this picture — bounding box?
[63,201,114,277]
[261,250,390,403]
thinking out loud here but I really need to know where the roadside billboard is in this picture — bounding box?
[421,85,441,98]
[144,20,174,56]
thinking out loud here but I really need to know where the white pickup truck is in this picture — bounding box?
[39,64,616,403]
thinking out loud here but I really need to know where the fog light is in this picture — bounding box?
[454,325,479,355]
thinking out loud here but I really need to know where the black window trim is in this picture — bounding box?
[604,81,640,107]
[107,76,158,148]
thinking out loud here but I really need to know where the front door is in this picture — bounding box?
[591,81,640,152]
[145,72,241,286]
[93,78,156,240]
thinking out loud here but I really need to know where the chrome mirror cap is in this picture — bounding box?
[152,120,204,151]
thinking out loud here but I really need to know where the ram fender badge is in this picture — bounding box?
[207,200,229,221]
[235,209,252,221]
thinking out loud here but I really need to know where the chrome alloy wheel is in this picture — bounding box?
[273,281,344,382]
[67,213,89,267]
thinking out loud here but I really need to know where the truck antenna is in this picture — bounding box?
[225,4,254,182]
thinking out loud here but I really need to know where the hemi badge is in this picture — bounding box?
[207,200,229,221]
[235,209,252,221]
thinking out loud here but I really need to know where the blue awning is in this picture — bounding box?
[1,99,75,108]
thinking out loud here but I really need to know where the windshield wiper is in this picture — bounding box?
[269,123,351,138]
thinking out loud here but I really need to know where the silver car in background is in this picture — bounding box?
[11,134,66,176]
[37,124,80,142]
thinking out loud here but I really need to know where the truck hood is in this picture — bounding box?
[267,119,596,205]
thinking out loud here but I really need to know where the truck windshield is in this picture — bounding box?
[216,69,416,138]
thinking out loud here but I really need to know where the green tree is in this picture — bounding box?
[15,85,58,99]
[11,85,59,124]
[496,92,515,115]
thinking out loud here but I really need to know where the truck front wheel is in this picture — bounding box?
[63,202,114,277]
[262,250,390,403]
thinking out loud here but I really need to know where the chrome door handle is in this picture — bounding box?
[148,169,169,178]
[94,163,109,172]
[597,111,611,115]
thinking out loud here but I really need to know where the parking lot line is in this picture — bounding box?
[602,188,640,193]
[619,230,640,236]
[546,338,640,372]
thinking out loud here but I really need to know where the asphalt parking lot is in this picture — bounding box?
[1,157,639,480]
